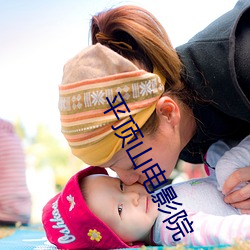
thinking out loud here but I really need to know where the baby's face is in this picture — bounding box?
[84,174,159,244]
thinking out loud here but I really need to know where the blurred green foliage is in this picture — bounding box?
[14,119,86,191]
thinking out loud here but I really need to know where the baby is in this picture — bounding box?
[42,136,250,249]
[42,166,152,249]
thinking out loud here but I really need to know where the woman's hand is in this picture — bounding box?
[223,166,250,214]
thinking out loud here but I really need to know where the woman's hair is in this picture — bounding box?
[90,5,193,135]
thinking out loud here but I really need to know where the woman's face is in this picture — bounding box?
[100,94,196,186]
[100,125,181,186]
[99,62,183,185]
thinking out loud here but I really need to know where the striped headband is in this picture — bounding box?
[59,43,165,165]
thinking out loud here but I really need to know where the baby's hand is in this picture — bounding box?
[223,166,250,214]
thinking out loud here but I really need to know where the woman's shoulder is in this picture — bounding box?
[176,0,250,123]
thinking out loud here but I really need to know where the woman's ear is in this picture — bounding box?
[156,96,180,126]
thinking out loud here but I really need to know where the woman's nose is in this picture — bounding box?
[113,168,140,185]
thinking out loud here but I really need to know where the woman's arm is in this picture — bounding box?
[215,135,250,213]
[223,166,250,214]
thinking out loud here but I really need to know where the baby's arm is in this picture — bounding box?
[158,210,250,246]
[215,135,250,193]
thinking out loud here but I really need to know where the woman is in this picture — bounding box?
[59,1,250,212]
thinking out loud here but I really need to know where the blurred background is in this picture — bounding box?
[0,0,238,223]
